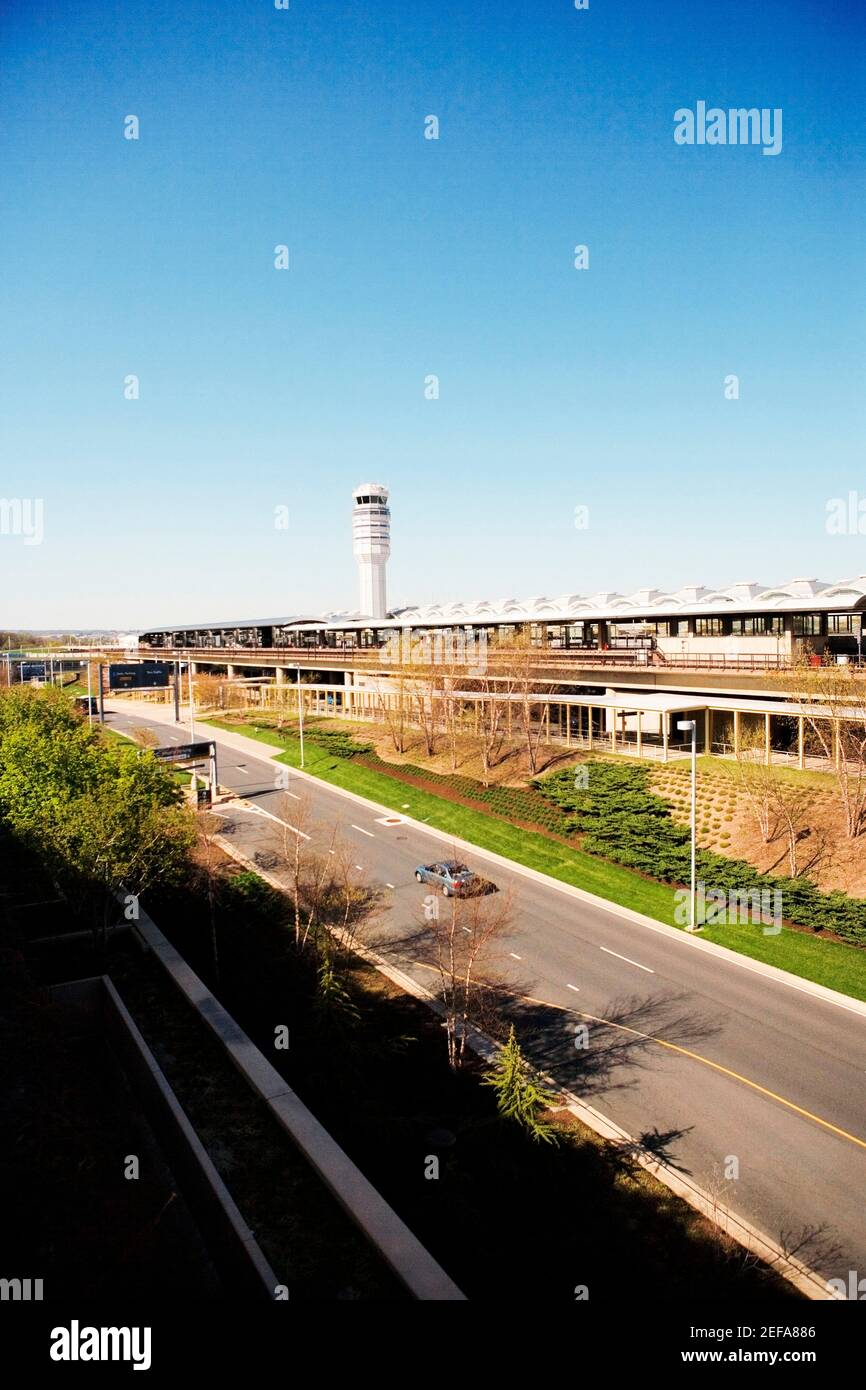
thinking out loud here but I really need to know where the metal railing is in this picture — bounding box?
[133,644,799,673]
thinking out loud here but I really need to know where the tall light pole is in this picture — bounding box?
[296,666,305,769]
[677,718,700,932]
[187,661,195,741]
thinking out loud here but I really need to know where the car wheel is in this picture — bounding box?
[415,871,423,882]
[442,885,452,896]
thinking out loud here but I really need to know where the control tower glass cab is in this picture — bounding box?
[352,483,391,620]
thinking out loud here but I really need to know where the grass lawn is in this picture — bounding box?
[203,717,866,1003]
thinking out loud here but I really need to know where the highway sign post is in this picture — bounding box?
[108,662,172,691]
[154,740,218,801]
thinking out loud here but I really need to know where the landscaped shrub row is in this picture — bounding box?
[535,762,866,947]
[245,718,374,759]
[355,756,573,834]
[303,728,375,758]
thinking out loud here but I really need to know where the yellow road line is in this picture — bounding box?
[529,995,866,1152]
[416,980,866,1151]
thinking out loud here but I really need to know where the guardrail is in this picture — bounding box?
[131,644,799,673]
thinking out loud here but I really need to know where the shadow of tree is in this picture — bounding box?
[614,1125,696,1175]
[485,985,722,1104]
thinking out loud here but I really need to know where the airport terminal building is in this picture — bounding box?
[135,486,866,771]
[138,575,866,664]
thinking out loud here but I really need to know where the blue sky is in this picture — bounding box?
[1,0,864,628]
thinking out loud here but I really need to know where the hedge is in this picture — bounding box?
[535,762,866,947]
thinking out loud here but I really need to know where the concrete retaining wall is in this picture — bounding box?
[49,976,279,1299]
[129,910,466,1301]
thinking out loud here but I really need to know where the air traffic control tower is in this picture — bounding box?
[352,482,390,620]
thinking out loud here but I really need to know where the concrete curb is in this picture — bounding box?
[214,837,838,1302]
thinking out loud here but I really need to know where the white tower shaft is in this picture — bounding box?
[352,483,390,620]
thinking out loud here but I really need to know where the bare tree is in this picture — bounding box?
[190,672,227,712]
[764,778,808,876]
[422,870,515,1069]
[275,792,364,953]
[410,666,440,758]
[279,790,315,946]
[723,725,778,843]
[329,837,380,955]
[788,658,866,838]
[375,673,409,755]
[436,640,468,772]
[497,630,548,774]
[130,725,160,750]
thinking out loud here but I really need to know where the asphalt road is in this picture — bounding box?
[107,701,866,1286]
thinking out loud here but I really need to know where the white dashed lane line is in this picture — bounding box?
[385,882,395,889]
[351,824,375,837]
[567,983,580,993]
[509,953,522,960]
[600,946,654,974]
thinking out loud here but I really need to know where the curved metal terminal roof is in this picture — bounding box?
[387,575,866,625]
[140,576,866,635]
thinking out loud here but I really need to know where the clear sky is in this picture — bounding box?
[1,0,864,629]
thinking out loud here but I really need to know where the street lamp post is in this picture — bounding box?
[187,661,195,741]
[677,718,700,932]
[296,666,305,769]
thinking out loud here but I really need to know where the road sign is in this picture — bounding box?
[109,661,172,690]
[154,741,215,762]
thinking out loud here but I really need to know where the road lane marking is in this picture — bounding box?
[600,946,654,974]
[355,864,365,871]
[385,882,395,889]
[283,790,301,800]
[509,953,522,960]
[578,1008,866,1152]
[566,984,580,993]
[351,824,375,837]
[237,804,309,838]
[520,995,866,1154]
